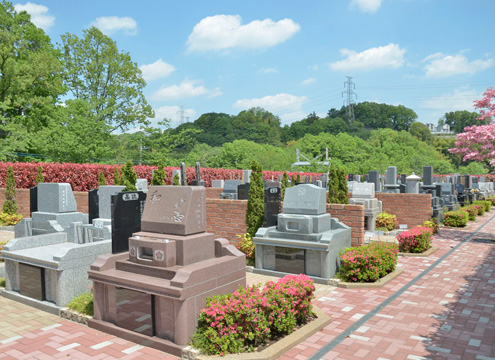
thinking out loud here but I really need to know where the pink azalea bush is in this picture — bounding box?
[462,205,479,221]
[191,274,315,355]
[396,226,433,253]
[338,242,398,283]
[443,210,469,227]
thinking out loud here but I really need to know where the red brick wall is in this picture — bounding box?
[0,188,31,218]
[206,188,223,199]
[206,199,248,243]
[376,193,432,228]
[327,203,365,247]
[74,191,89,214]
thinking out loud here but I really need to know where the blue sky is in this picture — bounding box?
[13,0,495,130]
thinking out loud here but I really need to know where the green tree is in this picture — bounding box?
[409,122,433,144]
[113,167,121,185]
[0,1,63,160]
[152,163,167,185]
[3,166,17,214]
[120,160,137,191]
[35,165,44,184]
[245,160,265,238]
[327,164,348,204]
[441,110,486,134]
[98,171,106,186]
[59,27,153,133]
[172,173,180,185]
[281,172,289,201]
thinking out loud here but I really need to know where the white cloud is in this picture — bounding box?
[301,77,316,85]
[309,65,319,71]
[350,0,383,13]
[140,59,176,82]
[233,93,307,123]
[330,43,406,71]
[259,67,278,74]
[152,80,220,101]
[89,16,137,36]
[421,88,478,112]
[14,2,54,31]
[187,15,300,52]
[423,53,493,78]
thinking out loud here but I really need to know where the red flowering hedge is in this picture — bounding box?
[191,274,315,355]
[0,162,321,191]
[396,226,433,253]
[338,242,398,282]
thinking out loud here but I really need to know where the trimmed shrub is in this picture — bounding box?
[461,205,478,221]
[67,292,94,316]
[191,274,315,355]
[375,212,399,231]
[236,233,255,266]
[443,211,469,227]
[396,226,433,253]
[97,171,106,186]
[172,173,180,185]
[3,166,17,215]
[120,160,137,191]
[327,164,348,204]
[281,172,289,201]
[113,167,121,185]
[0,213,22,226]
[246,160,264,238]
[473,200,489,214]
[483,200,492,212]
[338,242,398,283]
[35,165,44,184]
[151,163,167,185]
[0,162,322,191]
[423,219,439,234]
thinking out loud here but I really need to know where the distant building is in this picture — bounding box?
[425,123,455,135]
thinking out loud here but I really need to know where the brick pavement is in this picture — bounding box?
[0,214,494,359]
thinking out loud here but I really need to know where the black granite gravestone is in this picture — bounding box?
[264,187,281,227]
[348,174,354,181]
[238,183,250,200]
[400,174,407,184]
[30,186,38,215]
[111,191,147,254]
[88,189,99,224]
[400,184,406,193]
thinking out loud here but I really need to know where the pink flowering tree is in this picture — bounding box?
[450,87,495,168]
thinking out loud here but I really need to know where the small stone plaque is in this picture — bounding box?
[399,224,408,229]
[141,186,206,236]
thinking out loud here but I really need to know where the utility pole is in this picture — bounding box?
[342,76,357,123]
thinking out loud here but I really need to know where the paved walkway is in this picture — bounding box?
[0,214,494,359]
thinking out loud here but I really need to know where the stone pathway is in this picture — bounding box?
[0,214,494,359]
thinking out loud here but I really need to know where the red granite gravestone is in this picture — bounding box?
[88,186,246,356]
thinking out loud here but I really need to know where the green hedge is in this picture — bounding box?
[443,210,469,227]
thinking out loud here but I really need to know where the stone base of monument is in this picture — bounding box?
[88,186,246,356]
[88,237,245,356]
[253,184,352,283]
[1,232,111,310]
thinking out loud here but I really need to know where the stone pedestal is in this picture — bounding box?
[88,186,246,356]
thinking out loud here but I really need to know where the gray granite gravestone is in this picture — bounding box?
[211,179,225,188]
[368,170,381,192]
[350,182,382,231]
[180,162,187,186]
[220,180,242,199]
[383,166,400,193]
[406,173,421,194]
[253,184,351,283]
[243,170,252,184]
